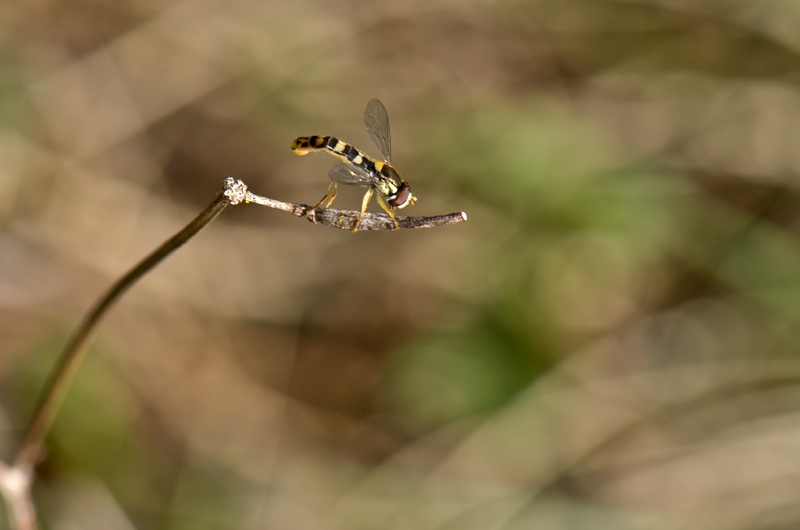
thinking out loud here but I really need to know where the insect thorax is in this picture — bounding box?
[373,161,403,196]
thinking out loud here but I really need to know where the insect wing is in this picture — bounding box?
[328,164,375,186]
[364,99,392,163]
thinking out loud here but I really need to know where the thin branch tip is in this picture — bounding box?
[304,207,468,231]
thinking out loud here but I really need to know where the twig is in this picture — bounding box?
[2,177,466,530]
[237,181,468,231]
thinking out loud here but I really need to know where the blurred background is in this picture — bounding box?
[2,0,800,528]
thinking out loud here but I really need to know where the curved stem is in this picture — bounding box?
[13,190,231,470]
[10,176,467,470]
[4,176,466,530]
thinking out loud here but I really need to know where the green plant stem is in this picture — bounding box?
[13,190,231,470]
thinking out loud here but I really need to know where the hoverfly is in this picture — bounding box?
[291,99,416,232]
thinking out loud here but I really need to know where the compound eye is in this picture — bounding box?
[388,185,412,208]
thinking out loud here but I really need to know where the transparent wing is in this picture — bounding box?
[364,99,392,163]
[328,163,376,187]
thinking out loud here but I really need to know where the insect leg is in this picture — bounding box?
[313,181,337,209]
[324,183,338,208]
[352,188,374,232]
[376,194,400,230]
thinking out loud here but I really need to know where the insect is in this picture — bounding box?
[291,99,416,232]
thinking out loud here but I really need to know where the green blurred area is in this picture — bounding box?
[3,0,800,529]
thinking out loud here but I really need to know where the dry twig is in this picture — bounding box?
[226,177,468,230]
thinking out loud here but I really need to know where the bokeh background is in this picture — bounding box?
[2,0,800,528]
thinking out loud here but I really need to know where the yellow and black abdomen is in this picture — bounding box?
[292,136,376,174]
[291,135,332,154]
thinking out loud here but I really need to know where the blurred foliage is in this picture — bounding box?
[2,0,800,529]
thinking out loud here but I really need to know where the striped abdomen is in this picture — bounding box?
[291,135,376,175]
